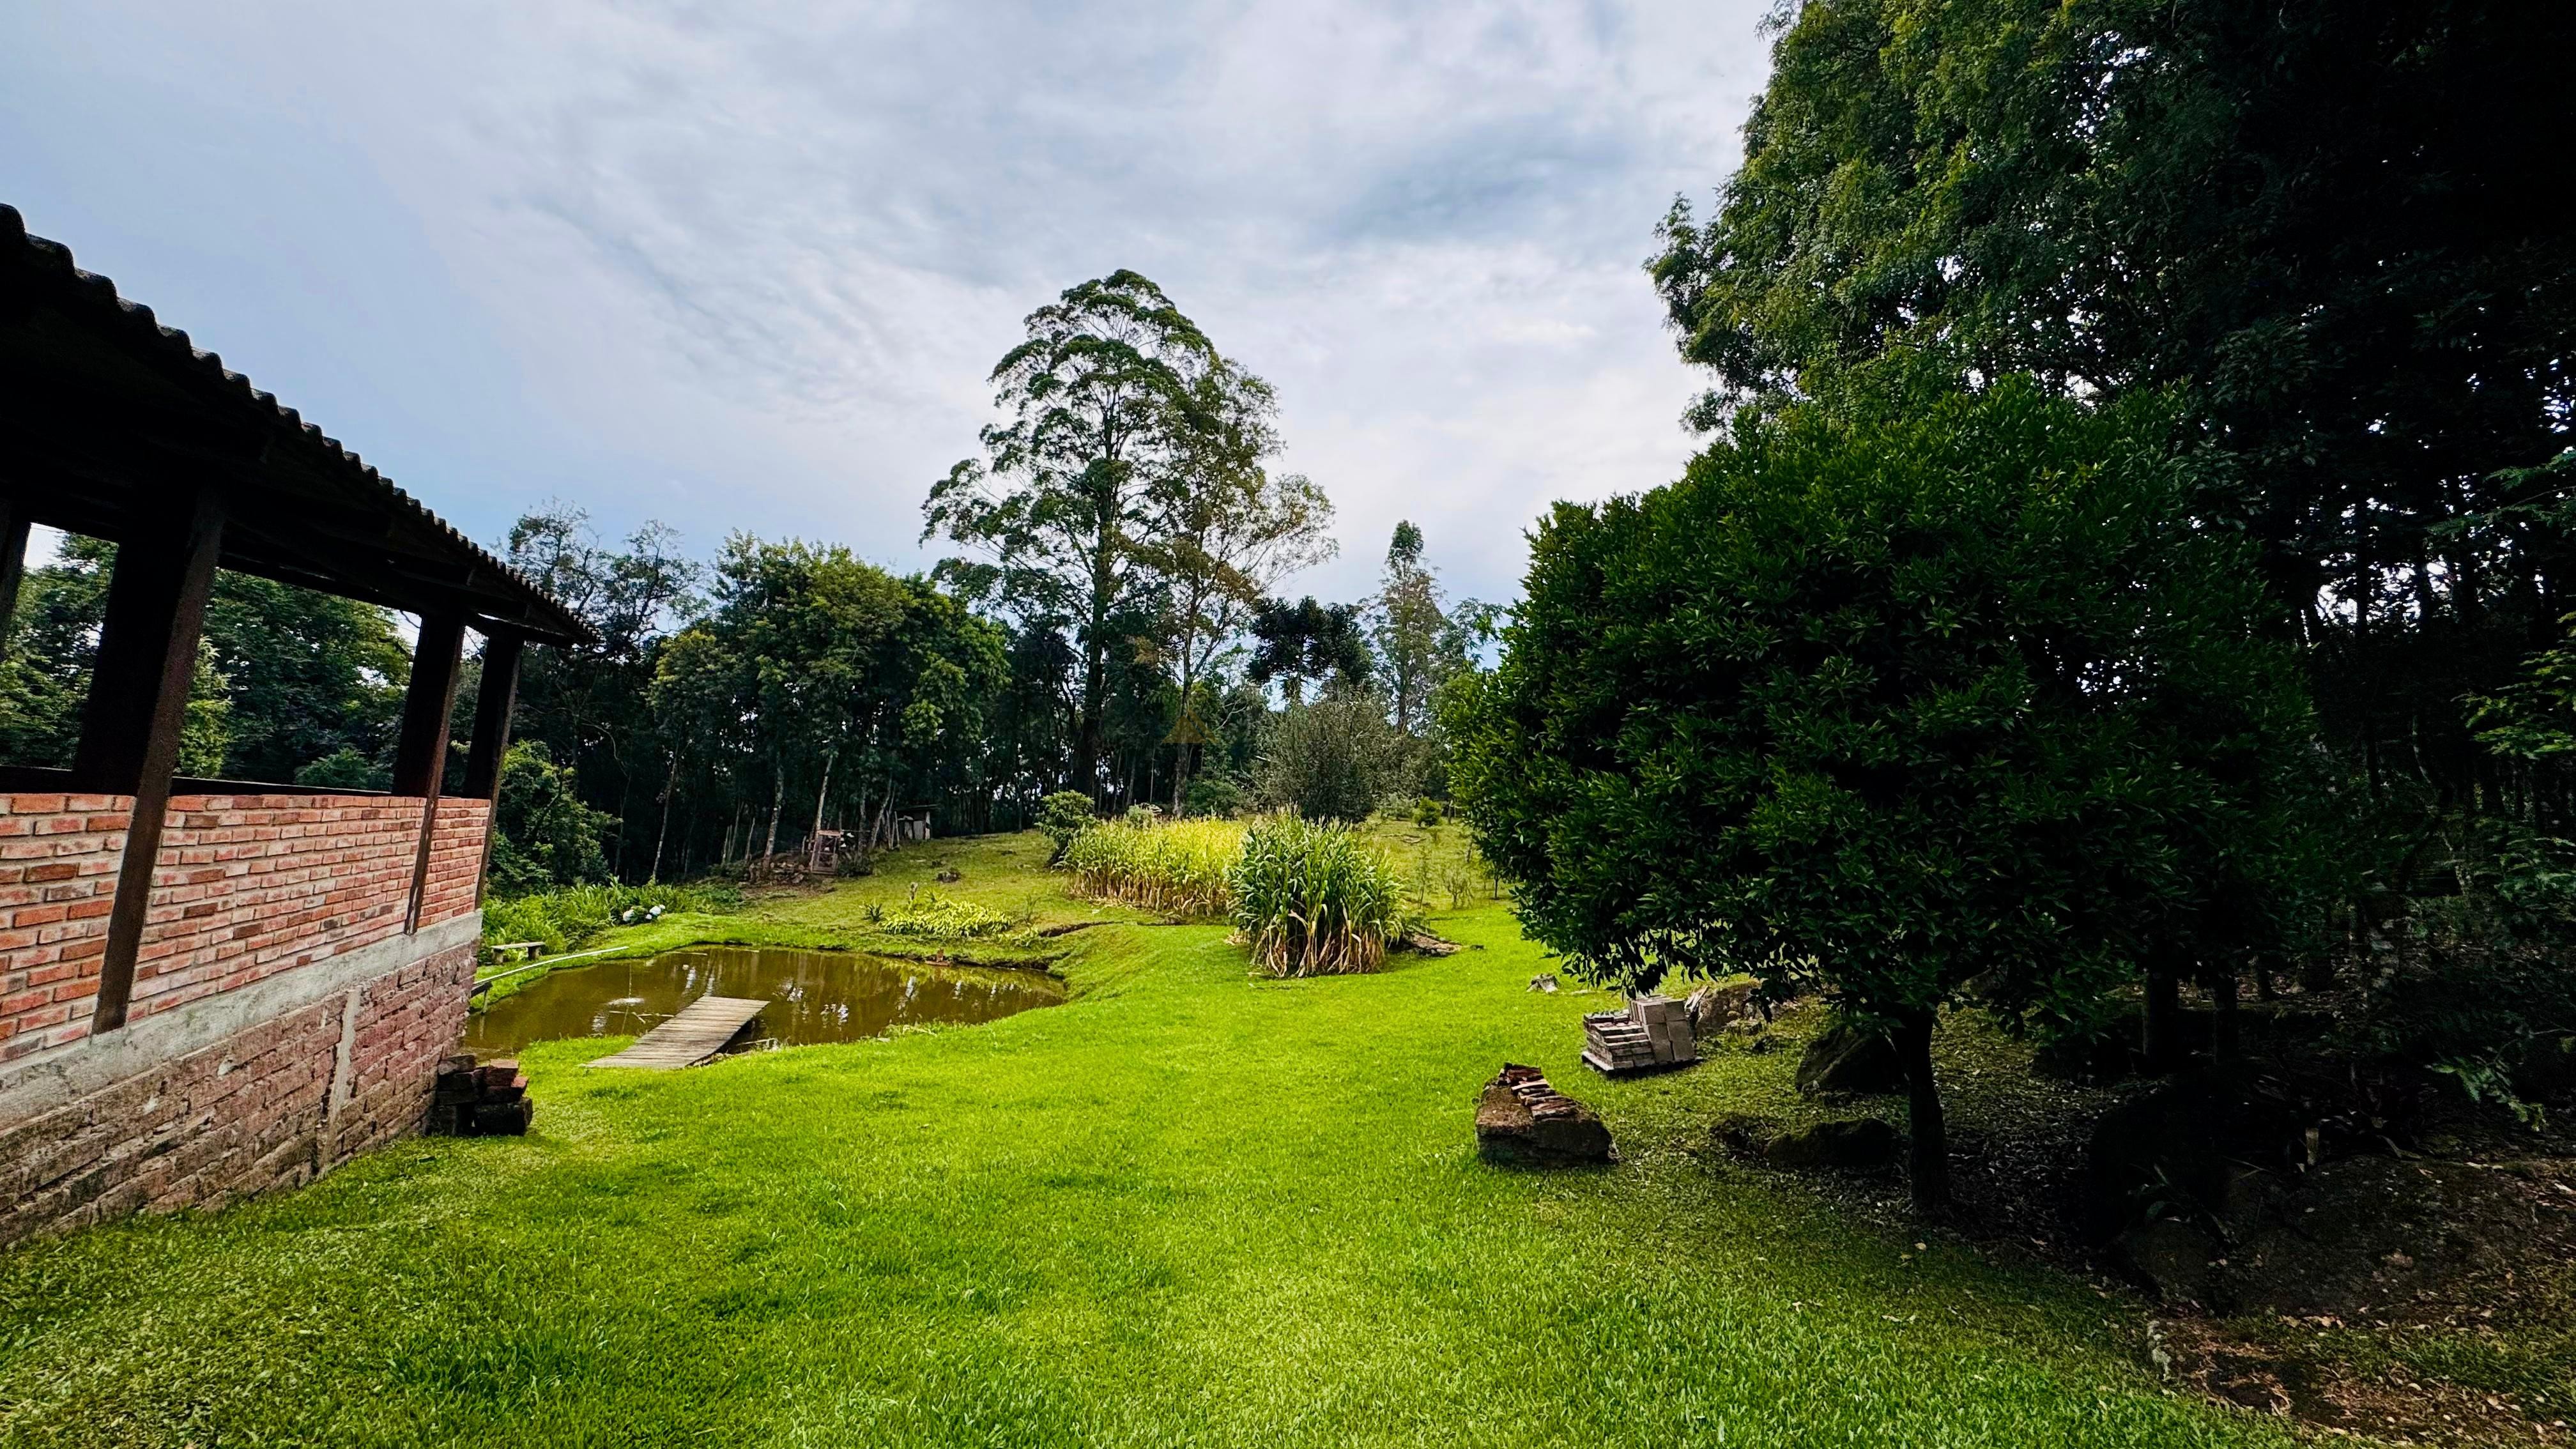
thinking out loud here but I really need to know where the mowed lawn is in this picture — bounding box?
[0,834,2288,1448]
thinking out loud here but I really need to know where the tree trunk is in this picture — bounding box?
[808,751,836,871]
[2143,963,2181,1071]
[763,764,784,859]
[1076,510,1113,806]
[1893,1009,1949,1211]
[2211,966,2242,1071]
[650,755,678,883]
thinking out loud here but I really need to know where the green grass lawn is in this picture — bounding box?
[0,831,2293,1448]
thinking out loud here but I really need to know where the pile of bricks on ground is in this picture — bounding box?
[427,1054,532,1136]
[1475,1063,1616,1165]
[1582,993,1698,1077]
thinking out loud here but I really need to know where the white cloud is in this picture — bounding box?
[3,0,1772,602]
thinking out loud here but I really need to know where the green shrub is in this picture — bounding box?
[1445,372,2329,1209]
[875,887,1014,940]
[480,880,741,957]
[1254,697,1400,823]
[1182,774,1245,818]
[487,741,617,894]
[1232,815,1407,977]
[1062,817,1244,918]
[1036,790,1097,864]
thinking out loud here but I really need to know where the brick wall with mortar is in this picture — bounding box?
[0,938,475,1243]
[0,795,130,1064]
[131,795,424,1018]
[0,793,488,1055]
[418,799,491,926]
[0,790,491,1245]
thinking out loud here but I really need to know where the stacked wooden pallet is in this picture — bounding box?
[427,1054,532,1136]
[1581,994,1698,1077]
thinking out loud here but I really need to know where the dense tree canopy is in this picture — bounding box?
[1448,376,2326,1206]
[1650,0,2576,822]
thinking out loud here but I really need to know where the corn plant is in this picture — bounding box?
[1061,816,1245,919]
[1231,814,1407,977]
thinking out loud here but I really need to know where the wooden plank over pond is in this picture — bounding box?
[586,995,768,1070]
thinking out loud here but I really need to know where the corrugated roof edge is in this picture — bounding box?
[1,202,595,646]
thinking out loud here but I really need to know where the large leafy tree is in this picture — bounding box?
[1447,374,2324,1209]
[652,539,1009,861]
[1650,0,2576,818]
[502,506,702,873]
[1136,360,1336,808]
[662,537,910,858]
[924,271,1222,800]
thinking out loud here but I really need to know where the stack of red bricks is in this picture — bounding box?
[428,1054,532,1137]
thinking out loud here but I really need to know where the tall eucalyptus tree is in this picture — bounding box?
[924,271,1219,801]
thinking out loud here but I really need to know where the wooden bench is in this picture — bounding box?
[488,941,547,962]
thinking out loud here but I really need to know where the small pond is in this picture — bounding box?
[464,946,1064,1057]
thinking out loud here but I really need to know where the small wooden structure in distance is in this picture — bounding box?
[586,995,769,1070]
[1582,995,1698,1077]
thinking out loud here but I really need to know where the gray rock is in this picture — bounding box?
[1708,1112,1777,1156]
[1795,1020,1905,1096]
[2119,1215,2226,1307]
[1686,981,1757,1036]
[1763,1117,1901,1169]
[1528,973,1560,993]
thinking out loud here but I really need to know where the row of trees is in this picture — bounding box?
[1448,0,2575,1211]
[0,270,1487,887]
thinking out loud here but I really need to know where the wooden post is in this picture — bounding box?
[0,498,28,667]
[461,630,523,903]
[79,493,225,1034]
[397,614,466,932]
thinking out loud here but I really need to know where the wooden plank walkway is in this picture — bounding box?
[586,995,769,1070]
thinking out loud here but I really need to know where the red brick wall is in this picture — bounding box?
[335,940,482,1153]
[0,795,130,1064]
[0,939,475,1243]
[420,798,490,928]
[0,793,495,1055]
[126,794,428,1020]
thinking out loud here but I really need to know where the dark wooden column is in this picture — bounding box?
[460,631,523,800]
[460,630,523,904]
[78,492,226,1033]
[0,497,28,668]
[396,614,466,932]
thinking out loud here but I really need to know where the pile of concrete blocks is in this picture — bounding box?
[427,1054,532,1137]
[1581,994,1698,1077]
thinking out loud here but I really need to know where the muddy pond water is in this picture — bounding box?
[464,946,1064,1057]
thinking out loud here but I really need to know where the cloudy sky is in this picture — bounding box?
[3,1,1772,608]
